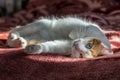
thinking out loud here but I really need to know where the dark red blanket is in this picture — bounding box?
[0,0,120,80]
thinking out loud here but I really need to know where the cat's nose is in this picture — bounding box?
[73,41,79,47]
[73,40,80,47]
[73,41,81,50]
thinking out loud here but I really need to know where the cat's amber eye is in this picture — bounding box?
[85,43,93,49]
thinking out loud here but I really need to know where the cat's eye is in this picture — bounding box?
[85,43,93,49]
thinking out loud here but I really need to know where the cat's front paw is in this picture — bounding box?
[24,45,42,54]
[17,37,27,48]
[7,34,27,48]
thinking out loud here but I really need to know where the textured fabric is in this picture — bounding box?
[0,0,120,80]
[0,31,120,80]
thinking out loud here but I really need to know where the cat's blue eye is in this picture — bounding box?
[85,43,93,49]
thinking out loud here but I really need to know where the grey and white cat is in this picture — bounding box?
[7,17,113,58]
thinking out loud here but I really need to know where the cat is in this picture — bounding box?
[7,17,113,58]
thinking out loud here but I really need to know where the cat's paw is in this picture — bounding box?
[7,34,27,48]
[16,37,27,48]
[24,45,42,54]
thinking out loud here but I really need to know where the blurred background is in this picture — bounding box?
[0,0,120,32]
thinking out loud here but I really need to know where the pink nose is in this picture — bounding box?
[73,40,80,47]
[73,41,80,50]
[73,42,79,47]
[73,41,83,53]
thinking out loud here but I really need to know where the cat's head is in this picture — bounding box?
[72,37,113,58]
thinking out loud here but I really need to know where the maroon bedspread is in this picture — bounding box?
[0,0,120,80]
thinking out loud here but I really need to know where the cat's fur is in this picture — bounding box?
[7,17,113,58]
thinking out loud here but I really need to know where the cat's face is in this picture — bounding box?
[72,38,101,58]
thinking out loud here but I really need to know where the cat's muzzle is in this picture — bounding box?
[72,40,84,57]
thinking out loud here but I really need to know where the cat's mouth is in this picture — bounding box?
[79,53,83,58]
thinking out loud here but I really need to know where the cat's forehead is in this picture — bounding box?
[75,38,101,44]
[76,37,101,42]
[87,39,101,44]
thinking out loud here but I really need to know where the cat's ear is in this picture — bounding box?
[86,25,112,51]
